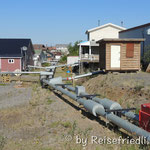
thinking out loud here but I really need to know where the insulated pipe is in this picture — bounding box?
[43,79,150,141]
[43,79,85,105]
[83,100,104,116]
[65,86,138,121]
[95,108,150,141]
[63,70,105,81]
[0,71,53,76]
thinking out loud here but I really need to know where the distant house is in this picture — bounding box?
[55,44,69,54]
[78,23,125,71]
[52,52,62,60]
[47,47,56,51]
[33,44,45,50]
[40,51,47,63]
[0,39,34,72]
[46,51,55,61]
[33,44,46,65]
[33,44,46,55]
[119,23,150,56]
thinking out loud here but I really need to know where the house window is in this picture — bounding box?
[8,59,14,64]
[126,43,134,58]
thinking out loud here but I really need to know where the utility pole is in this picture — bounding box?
[121,21,124,27]
[98,20,100,26]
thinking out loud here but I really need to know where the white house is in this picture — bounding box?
[78,23,126,63]
[55,44,69,54]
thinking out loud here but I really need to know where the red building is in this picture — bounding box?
[0,39,34,72]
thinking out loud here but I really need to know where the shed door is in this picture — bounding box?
[111,45,120,68]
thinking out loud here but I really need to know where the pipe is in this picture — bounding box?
[65,86,138,121]
[43,79,85,105]
[63,70,105,80]
[43,79,150,141]
[0,71,53,76]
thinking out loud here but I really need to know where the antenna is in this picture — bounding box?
[98,20,100,26]
[121,21,123,27]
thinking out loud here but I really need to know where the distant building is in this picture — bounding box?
[47,47,56,51]
[55,44,69,54]
[33,44,45,50]
[0,39,34,72]
[119,23,150,56]
[52,52,62,60]
[67,56,79,65]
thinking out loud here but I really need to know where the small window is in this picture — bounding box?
[126,43,134,58]
[8,59,14,64]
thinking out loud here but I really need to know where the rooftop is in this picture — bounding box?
[96,38,145,43]
[119,22,150,33]
[86,23,126,34]
[0,39,32,57]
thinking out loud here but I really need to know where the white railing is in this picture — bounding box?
[81,54,99,61]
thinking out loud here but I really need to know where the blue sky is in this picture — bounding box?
[0,0,150,45]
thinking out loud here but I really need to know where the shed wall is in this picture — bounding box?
[99,42,141,71]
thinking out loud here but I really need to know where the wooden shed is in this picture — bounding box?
[97,38,145,72]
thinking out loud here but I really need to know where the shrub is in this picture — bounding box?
[59,55,67,63]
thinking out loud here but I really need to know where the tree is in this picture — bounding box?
[68,41,82,56]
[60,40,82,63]
[141,45,150,71]
[143,46,150,64]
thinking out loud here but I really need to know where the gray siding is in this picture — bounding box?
[119,25,150,56]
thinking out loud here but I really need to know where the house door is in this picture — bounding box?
[111,45,120,68]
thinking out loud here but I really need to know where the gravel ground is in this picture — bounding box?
[0,82,32,109]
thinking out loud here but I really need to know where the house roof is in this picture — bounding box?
[0,39,32,57]
[78,41,99,46]
[52,52,62,56]
[33,44,45,50]
[96,38,145,43]
[86,23,126,34]
[55,44,69,48]
[78,41,90,46]
[119,23,150,33]
[47,47,56,50]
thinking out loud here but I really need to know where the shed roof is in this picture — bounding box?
[96,38,145,43]
[86,23,126,34]
[0,39,32,57]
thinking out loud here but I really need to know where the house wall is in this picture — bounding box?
[26,42,34,66]
[1,58,21,72]
[55,55,61,60]
[0,58,1,71]
[119,25,150,56]
[67,56,79,65]
[89,26,122,41]
[99,42,141,71]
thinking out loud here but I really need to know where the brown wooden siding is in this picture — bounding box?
[99,43,105,69]
[99,42,141,71]
[121,43,140,70]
